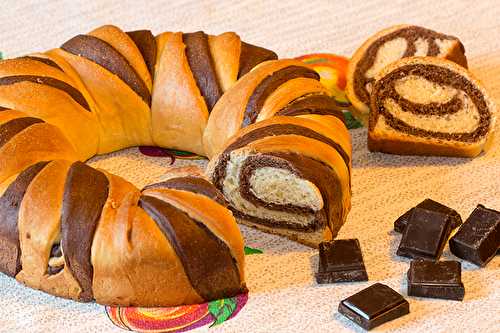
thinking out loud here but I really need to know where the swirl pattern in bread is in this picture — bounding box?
[368,57,496,157]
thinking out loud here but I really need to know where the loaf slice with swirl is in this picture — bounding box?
[207,115,351,248]
[368,57,496,157]
[346,25,468,125]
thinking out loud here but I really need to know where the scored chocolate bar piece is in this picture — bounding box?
[396,206,453,260]
[449,204,500,267]
[407,260,465,301]
[338,283,409,330]
[394,199,462,233]
[315,239,368,284]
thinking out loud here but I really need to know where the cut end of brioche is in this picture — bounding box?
[368,57,496,157]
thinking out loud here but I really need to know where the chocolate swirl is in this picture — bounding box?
[370,64,490,142]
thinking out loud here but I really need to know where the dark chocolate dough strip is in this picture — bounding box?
[61,162,109,301]
[139,195,245,300]
[238,42,278,79]
[0,161,49,277]
[61,34,151,105]
[182,32,223,112]
[394,93,462,116]
[354,26,465,105]
[276,94,346,124]
[232,208,325,232]
[242,66,320,127]
[0,76,91,111]
[213,123,350,190]
[0,106,8,111]
[0,117,45,150]
[143,176,227,206]
[126,30,157,79]
[17,56,63,71]
[371,64,490,142]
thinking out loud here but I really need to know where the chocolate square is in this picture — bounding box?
[338,283,409,330]
[396,207,453,260]
[394,199,462,233]
[407,260,465,301]
[449,204,500,267]
[315,239,368,284]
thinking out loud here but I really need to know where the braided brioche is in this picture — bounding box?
[0,24,351,305]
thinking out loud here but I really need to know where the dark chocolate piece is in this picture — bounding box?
[338,283,409,330]
[316,239,368,283]
[0,161,49,276]
[396,206,453,260]
[394,199,462,233]
[0,117,44,150]
[143,176,227,207]
[237,41,278,79]
[183,32,223,112]
[370,64,490,142]
[61,162,109,301]
[407,260,464,301]
[139,195,246,301]
[449,204,500,267]
[61,34,151,105]
[242,66,319,127]
[126,30,157,79]
[0,75,91,111]
[0,106,9,111]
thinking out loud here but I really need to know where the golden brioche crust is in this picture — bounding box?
[151,32,209,155]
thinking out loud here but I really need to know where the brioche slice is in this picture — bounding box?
[346,25,467,125]
[207,116,351,248]
[368,57,496,157]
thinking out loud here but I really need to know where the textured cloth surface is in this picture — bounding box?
[0,1,499,332]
